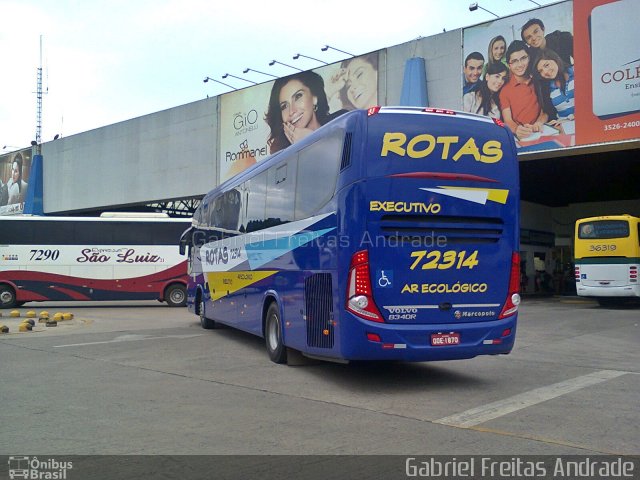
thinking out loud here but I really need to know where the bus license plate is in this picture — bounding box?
[431,333,460,346]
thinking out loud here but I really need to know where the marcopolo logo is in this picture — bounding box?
[8,456,73,479]
[454,310,496,319]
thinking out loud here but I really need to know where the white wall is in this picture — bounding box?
[42,97,218,213]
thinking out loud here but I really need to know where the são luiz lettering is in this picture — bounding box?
[76,248,162,264]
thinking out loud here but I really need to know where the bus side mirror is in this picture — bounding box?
[179,227,193,256]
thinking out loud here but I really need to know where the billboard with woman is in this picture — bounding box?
[0,148,31,215]
[218,52,379,182]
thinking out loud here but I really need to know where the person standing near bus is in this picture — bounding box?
[6,154,28,204]
[499,40,548,140]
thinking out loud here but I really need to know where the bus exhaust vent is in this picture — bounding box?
[380,215,504,244]
[304,273,334,349]
[340,132,353,171]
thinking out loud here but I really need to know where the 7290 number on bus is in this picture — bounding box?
[29,249,60,261]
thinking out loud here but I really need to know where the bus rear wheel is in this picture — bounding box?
[596,297,626,307]
[165,284,187,307]
[0,285,17,309]
[265,302,287,364]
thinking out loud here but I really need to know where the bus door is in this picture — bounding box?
[360,109,520,327]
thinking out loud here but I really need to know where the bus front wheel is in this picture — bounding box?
[199,297,216,329]
[165,284,187,307]
[0,285,17,309]
[265,302,287,364]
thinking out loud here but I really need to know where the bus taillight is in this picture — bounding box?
[346,250,384,322]
[367,106,381,116]
[499,252,521,319]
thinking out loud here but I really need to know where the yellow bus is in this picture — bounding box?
[574,214,640,306]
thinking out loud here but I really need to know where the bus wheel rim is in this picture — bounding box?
[171,289,185,303]
[268,315,279,350]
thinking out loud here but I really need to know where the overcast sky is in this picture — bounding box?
[0,0,554,151]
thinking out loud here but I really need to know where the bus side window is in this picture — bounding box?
[266,158,297,227]
[295,132,343,220]
[243,172,267,233]
[201,199,210,229]
[220,189,241,233]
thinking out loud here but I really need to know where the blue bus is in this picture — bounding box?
[180,106,520,364]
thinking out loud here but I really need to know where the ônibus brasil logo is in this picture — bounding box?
[8,456,73,479]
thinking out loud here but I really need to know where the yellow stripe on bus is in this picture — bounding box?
[206,271,278,301]
[439,187,509,204]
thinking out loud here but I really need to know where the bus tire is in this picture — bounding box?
[265,302,287,364]
[0,285,17,309]
[165,284,187,307]
[597,297,624,307]
[199,297,216,329]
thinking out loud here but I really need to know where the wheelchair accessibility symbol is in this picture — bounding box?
[376,270,393,288]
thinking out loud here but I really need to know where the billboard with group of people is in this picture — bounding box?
[462,0,639,152]
[0,148,31,215]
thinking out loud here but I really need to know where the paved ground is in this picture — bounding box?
[0,296,638,458]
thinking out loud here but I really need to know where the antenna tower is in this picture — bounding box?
[35,35,43,148]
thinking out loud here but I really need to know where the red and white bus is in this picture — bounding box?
[0,213,191,308]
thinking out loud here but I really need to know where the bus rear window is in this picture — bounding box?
[578,220,630,239]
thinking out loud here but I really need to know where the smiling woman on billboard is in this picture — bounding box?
[218,53,379,182]
[0,149,31,214]
[265,70,339,154]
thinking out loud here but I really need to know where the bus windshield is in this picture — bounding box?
[577,220,630,239]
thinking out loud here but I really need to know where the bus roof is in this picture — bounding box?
[576,214,638,224]
[0,215,192,223]
[205,106,504,203]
